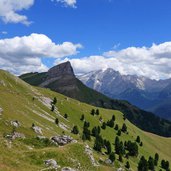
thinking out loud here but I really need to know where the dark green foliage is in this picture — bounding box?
[84,121,90,128]
[109,152,115,162]
[52,97,57,105]
[72,125,79,134]
[92,126,101,137]
[106,119,114,128]
[121,123,127,133]
[115,139,125,155]
[80,114,85,121]
[148,156,155,170]
[117,129,121,136]
[55,118,59,125]
[104,140,111,154]
[154,153,159,166]
[125,161,130,169]
[51,105,55,112]
[32,123,35,127]
[138,156,148,171]
[64,113,68,119]
[82,126,91,141]
[126,141,138,156]
[91,109,95,116]
[161,160,170,170]
[115,124,119,130]
[95,109,99,115]
[101,122,106,129]
[136,136,141,143]
[112,115,115,121]
[93,135,104,152]
[140,141,143,146]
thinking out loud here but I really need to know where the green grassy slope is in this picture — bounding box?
[20,72,171,137]
[1,70,171,171]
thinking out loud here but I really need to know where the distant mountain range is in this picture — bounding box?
[20,62,171,137]
[78,68,171,120]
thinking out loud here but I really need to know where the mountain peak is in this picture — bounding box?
[47,61,75,79]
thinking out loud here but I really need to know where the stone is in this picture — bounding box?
[117,168,124,171]
[44,159,58,168]
[32,125,42,135]
[51,135,74,146]
[11,120,20,127]
[105,159,112,164]
[61,167,76,171]
[6,132,25,140]
[0,107,3,114]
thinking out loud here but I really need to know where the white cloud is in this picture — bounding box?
[1,31,8,35]
[0,33,82,75]
[56,42,171,80]
[0,0,34,25]
[55,0,77,8]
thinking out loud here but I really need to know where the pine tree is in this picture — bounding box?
[72,125,79,134]
[93,135,104,152]
[138,156,148,171]
[51,105,55,112]
[117,129,121,136]
[55,118,59,125]
[101,122,106,129]
[91,109,95,116]
[112,115,115,121]
[121,123,127,133]
[105,140,112,154]
[64,113,68,119]
[53,97,57,105]
[95,109,99,115]
[154,153,159,166]
[136,136,141,143]
[109,152,115,162]
[140,141,143,146]
[148,156,155,170]
[125,161,130,169]
[80,114,85,121]
[114,124,119,130]
[119,154,123,162]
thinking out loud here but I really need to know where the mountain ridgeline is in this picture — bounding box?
[78,69,171,121]
[20,62,171,137]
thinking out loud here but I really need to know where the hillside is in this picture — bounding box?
[78,68,171,120]
[20,62,171,137]
[0,69,171,171]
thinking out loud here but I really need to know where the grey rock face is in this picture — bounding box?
[11,120,20,127]
[51,135,74,146]
[44,159,58,168]
[47,61,74,79]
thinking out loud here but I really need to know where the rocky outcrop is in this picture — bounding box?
[61,167,76,171]
[51,135,74,146]
[6,132,25,140]
[44,159,59,168]
[32,125,43,135]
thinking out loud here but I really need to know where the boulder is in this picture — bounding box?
[105,159,112,164]
[6,132,25,140]
[11,120,20,127]
[51,135,73,146]
[44,159,58,168]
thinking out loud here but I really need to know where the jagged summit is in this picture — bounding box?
[47,61,75,79]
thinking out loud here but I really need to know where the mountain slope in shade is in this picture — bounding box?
[20,62,171,137]
[78,68,171,120]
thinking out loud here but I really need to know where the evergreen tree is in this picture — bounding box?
[83,127,91,140]
[154,153,159,166]
[84,121,90,128]
[117,129,121,136]
[93,135,104,152]
[112,115,115,121]
[53,97,57,105]
[91,109,95,116]
[55,118,59,125]
[109,152,115,162]
[121,123,127,133]
[138,156,148,171]
[64,113,68,119]
[136,136,141,143]
[127,141,138,156]
[125,161,130,169]
[115,124,119,130]
[72,125,79,134]
[80,114,85,121]
[105,140,112,154]
[95,109,99,115]
[92,126,99,137]
[101,122,106,129]
[148,156,155,171]
[140,142,143,146]
[106,119,114,128]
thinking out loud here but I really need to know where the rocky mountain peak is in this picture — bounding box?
[47,61,75,79]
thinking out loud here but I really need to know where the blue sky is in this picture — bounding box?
[0,0,171,79]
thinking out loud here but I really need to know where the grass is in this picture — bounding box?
[0,70,171,171]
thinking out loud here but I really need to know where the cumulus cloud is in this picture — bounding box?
[55,0,77,8]
[0,0,34,25]
[56,42,171,80]
[0,33,82,75]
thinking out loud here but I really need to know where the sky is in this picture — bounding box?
[0,0,171,79]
